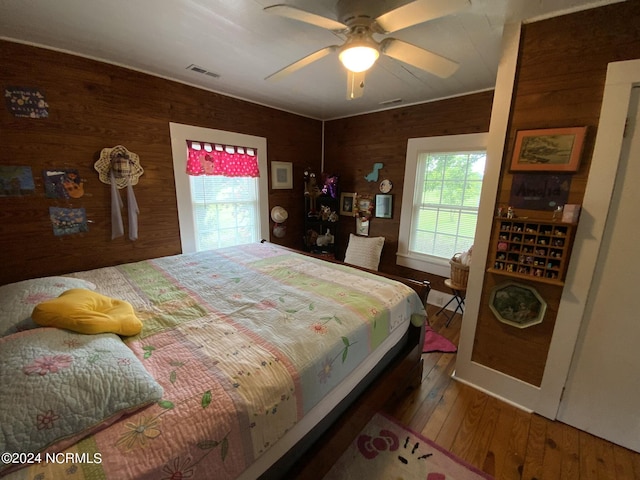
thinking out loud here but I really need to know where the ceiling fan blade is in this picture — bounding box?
[374,0,470,34]
[381,38,459,78]
[346,71,366,100]
[264,4,347,32]
[265,46,338,81]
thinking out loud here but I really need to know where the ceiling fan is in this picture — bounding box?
[264,0,470,100]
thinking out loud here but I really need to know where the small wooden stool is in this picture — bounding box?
[436,279,466,327]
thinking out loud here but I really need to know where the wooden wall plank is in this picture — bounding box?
[0,40,322,285]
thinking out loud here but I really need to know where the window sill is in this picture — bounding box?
[396,252,450,278]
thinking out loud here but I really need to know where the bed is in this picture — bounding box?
[0,242,427,479]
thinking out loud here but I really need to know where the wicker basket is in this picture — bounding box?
[449,253,470,289]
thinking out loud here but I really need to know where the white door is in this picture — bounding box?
[556,87,640,452]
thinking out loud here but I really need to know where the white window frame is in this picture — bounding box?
[397,133,488,276]
[169,122,269,253]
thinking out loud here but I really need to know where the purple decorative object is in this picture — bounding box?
[322,174,339,198]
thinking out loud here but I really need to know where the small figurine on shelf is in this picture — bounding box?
[304,170,321,217]
[506,206,514,219]
[320,205,331,221]
[305,229,319,248]
[316,229,334,247]
[552,205,563,221]
[321,173,339,199]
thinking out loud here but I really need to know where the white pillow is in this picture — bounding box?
[344,234,385,271]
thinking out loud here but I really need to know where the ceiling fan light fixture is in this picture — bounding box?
[339,45,379,72]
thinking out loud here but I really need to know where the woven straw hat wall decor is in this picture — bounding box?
[94,145,143,241]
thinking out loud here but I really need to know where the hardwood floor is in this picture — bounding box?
[383,305,640,480]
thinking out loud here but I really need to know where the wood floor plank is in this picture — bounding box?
[579,431,600,480]
[449,395,487,460]
[466,395,502,470]
[560,421,580,480]
[613,443,640,479]
[406,352,457,431]
[479,398,520,478]
[431,382,478,450]
[498,407,532,480]
[521,414,548,480]
[420,374,463,441]
[389,353,447,425]
[593,436,616,480]
[542,419,565,479]
[448,387,489,461]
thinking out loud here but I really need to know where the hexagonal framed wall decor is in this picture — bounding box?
[489,282,547,328]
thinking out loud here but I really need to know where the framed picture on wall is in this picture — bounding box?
[375,194,392,218]
[271,161,293,189]
[489,282,547,329]
[510,126,587,172]
[356,217,370,236]
[356,194,373,218]
[340,192,356,216]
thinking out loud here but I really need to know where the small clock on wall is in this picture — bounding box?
[379,179,393,193]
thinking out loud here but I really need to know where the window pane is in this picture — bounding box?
[410,150,485,260]
[190,175,259,251]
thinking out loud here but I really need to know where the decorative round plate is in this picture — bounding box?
[379,179,392,193]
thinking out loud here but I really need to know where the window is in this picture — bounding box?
[169,123,269,253]
[189,175,259,251]
[397,133,488,276]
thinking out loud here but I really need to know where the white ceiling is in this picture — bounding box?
[0,0,623,120]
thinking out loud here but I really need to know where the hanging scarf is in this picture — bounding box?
[110,170,139,241]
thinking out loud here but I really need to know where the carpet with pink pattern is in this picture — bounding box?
[323,412,492,479]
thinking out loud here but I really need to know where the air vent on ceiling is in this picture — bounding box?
[186,64,220,79]
[379,98,403,106]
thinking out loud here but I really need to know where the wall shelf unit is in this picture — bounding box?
[303,194,340,257]
[487,217,577,286]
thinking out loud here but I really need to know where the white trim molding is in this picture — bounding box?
[169,122,270,253]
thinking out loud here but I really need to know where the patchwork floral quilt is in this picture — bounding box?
[2,243,425,479]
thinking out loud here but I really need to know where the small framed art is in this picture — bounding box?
[356,217,370,236]
[340,192,356,216]
[375,194,392,218]
[510,127,587,172]
[271,161,293,189]
[489,282,547,329]
[356,194,374,218]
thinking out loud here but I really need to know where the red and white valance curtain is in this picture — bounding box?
[186,140,259,177]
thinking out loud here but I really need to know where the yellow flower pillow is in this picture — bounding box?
[32,289,142,336]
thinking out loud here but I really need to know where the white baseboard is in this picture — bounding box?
[426,288,458,312]
[451,369,533,414]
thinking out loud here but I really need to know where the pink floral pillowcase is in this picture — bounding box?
[0,328,163,474]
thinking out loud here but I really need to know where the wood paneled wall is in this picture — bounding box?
[323,91,494,291]
[0,41,322,285]
[471,1,640,386]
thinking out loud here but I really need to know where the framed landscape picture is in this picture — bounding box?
[510,127,587,172]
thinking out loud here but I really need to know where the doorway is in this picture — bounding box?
[556,87,640,452]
